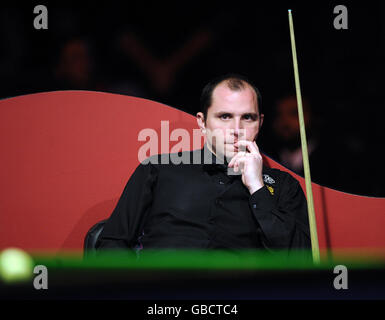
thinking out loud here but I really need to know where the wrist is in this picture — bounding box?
[248,181,264,195]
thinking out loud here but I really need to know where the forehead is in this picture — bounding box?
[210,82,259,114]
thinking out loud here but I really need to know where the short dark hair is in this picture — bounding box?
[200,74,262,120]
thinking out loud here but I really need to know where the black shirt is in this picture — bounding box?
[96,145,311,252]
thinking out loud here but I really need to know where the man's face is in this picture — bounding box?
[197,82,264,160]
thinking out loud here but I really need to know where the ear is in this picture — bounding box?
[196,112,206,131]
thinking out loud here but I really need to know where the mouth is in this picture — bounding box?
[225,143,238,151]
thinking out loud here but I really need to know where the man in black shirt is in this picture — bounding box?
[96,74,311,252]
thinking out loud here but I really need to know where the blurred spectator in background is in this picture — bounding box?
[263,94,371,196]
[266,95,322,173]
[263,94,337,188]
[51,37,102,91]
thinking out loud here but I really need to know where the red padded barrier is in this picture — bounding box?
[0,91,384,256]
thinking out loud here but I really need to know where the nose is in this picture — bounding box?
[231,118,245,140]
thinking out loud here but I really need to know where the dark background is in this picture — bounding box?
[1,1,384,196]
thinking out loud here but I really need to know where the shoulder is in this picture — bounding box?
[140,149,200,167]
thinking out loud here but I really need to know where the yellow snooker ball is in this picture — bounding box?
[0,248,34,283]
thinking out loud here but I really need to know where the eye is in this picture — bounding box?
[243,114,256,121]
[220,114,231,120]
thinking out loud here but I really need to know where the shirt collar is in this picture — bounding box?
[201,144,230,174]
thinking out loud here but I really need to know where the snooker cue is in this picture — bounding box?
[288,10,321,264]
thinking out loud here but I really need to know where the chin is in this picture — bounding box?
[223,149,237,160]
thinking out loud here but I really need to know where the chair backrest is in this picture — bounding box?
[83,220,106,257]
[1,91,384,257]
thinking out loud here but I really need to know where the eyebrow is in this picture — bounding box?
[214,111,259,118]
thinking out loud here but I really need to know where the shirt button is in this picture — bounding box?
[219,181,225,185]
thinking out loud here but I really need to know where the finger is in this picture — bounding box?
[234,140,248,152]
[239,158,245,172]
[228,153,238,168]
[230,154,238,171]
[241,140,259,153]
[237,156,247,174]
[228,151,244,167]
[236,153,248,171]
[234,159,239,172]
[236,140,259,154]
[238,153,255,173]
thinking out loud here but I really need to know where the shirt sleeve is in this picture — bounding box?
[249,172,311,251]
[95,161,158,250]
